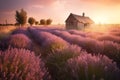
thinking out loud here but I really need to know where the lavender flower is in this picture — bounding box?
[68,30,87,37]
[0,48,45,80]
[96,34,120,43]
[46,45,81,80]
[48,29,120,66]
[11,28,28,35]
[29,28,69,57]
[8,34,32,49]
[65,53,120,80]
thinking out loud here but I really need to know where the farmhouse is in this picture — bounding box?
[65,13,94,30]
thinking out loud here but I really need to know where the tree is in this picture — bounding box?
[40,19,46,25]
[15,9,27,27]
[28,17,35,26]
[35,21,39,25]
[46,19,52,25]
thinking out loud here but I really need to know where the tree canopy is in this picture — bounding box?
[40,19,52,25]
[28,17,35,26]
[15,9,27,26]
[46,19,52,25]
[40,19,46,25]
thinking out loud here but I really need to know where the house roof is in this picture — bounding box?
[67,13,94,24]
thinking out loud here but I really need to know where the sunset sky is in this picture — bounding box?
[0,0,120,24]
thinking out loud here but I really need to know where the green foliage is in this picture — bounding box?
[15,9,27,26]
[46,19,52,25]
[28,17,35,26]
[40,19,46,25]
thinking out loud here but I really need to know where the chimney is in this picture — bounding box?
[82,12,85,17]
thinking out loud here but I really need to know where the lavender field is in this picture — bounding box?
[0,26,120,80]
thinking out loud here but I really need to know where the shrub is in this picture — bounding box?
[40,19,46,25]
[0,48,44,80]
[46,45,81,80]
[71,36,102,54]
[96,34,120,43]
[68,30,87,37]
[46,19,52,25]
[8,34,32,49]
[0,37,9,51]
[28,17,35,26]
[109,28,120,37]
[49,30,103,53]
[49,30,120,67]
[28,28,69,57]
[110,31,120,37]
[101,41,120,67]
[11,28,29,36]
[48,30,73,43]
[35,21,39,25]
[65,53,120,80]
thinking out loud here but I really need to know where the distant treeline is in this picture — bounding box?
[0,24,15,26]
[0,9,53,27]
[15,9,52,26]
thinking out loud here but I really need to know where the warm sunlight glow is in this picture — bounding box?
[1,0,120,24]
[94,16,108,24]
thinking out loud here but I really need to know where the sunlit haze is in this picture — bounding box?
[0,0,120,24]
